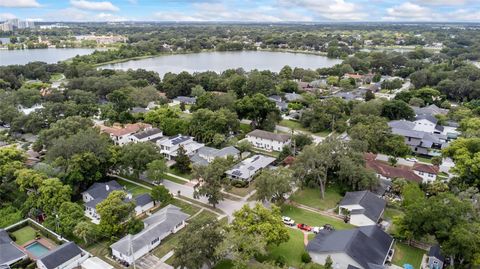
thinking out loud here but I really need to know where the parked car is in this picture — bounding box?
[282,216,295,226]
[406,157,418,162]
[297,223,312,231]
[387,249,395,262]
[312,226,324,234]
[323,224,335,231]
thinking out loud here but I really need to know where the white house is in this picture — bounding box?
[412,163,440,183]
[81,257,114,269]
[134,194,154,215]
[110,205,189,264]
[338,191,386,227]
[128,128,163,143]
[37,242,89,269]
[307,225,394,269]
[225,154,276,182]
[98,123,153,146]
[82,180,126,224]
[157,134,204,160]
[190,146,240,166]
[246,129,291,152]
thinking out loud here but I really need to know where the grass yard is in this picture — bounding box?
[290,186,343,211]
[169,199,202,216]
[225,181,256,197]
[117,178,150,197]
[278,119,330,137]
[213,260,234,269]
[11,226,36,245]
[281,205,353,230]
[267,228,306,267]
[163,173,189,185]
[392,242,426,269]
[168,168,193,180]
[406,155,432,164]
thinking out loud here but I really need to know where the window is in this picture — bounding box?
[151,237,160,245]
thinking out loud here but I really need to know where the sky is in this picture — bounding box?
[1,0,480,23]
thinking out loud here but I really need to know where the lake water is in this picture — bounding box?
[0,48,99,66]
[100,51,342,76]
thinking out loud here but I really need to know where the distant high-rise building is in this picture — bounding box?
[0,19,35,31]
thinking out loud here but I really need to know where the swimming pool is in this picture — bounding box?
[25,241,50,257]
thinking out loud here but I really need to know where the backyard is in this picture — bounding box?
[11,226,36,245]
[290,186,343,211]
[392,242,426,269]
[278,119,330,137]
[281,205,353,230]
[117,178,150,197]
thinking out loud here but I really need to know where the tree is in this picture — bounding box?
[118,142,161,178]
[215,230,267,269]
[44,201,85,238]
[151,185,173,205]
[443,138,480,187]
[34,116,93,151]
[173,218,224,269]
[292,133,313,152]
[146,159,167,183]
[189,108,239,143]
[255,167,293,204]
[235,93,280,130]
[300,98,349,133]
[381,100,415,120]
[193,158,232,208]
[74,221,98,244]
[279,65,293,80]
[96,190,136,236]
[37,178,72,215]
[236,140,251,154]
[365,90,375,101]
[325,255,333,269]
[191,84,206,97]
[144,107,190,136]
[0,146,25,184]
[175,145,191,174]
[231,204,289,246]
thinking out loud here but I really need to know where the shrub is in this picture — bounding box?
[231,179,248,188]
[301,251,312,263]
[275,255,286,267]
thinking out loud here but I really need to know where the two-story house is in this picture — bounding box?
[156,134,204,160]
[190,146,240,166]
[246,129,291,152]
[338,191,386,227]
[98,123,154,146]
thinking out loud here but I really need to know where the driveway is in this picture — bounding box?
[136,254,172,269]
[162,179,255,220]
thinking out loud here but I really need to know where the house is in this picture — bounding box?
[268,95,288,111]
[171,96,196,105]
[412,163,439,183]
[338,191,386,227]
[412,104,448,117]
[388,120,448,156]
[110,205,189,264]
[157,134,205,160]
[343,73,374,84]
[427,245,445,269]
[225,154,276,182]
[364,153,423,183]
[0,229,27,266]
[332,88,367,101]
[246,129,291,152]
[81,256,114,269]
[284,92,303,102]
[307,225,394,269]
[128,128,163,143]
[98,123,153,146]
[37,242,88,269]
[134,194,155,215]
[297,81,317,92]
[190,146,240,166]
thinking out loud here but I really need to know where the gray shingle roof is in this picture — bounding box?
[132,128,162,139]
[38,242,83,269]
[307,225,393,269]
[428,245,444,261]
[135,194,153,207]
[339,191,386,222]
[0,229,27,266]
[247,129,291,142]
[415,114,438,124]
[173,96,196,104]
[110,205,189,256]
[83,180,123,200]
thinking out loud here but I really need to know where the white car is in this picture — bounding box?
[406,157,418,162]
[282,216,295,226]
[312,226,324,234]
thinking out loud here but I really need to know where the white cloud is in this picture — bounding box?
[413,0,468,5]
[153,2,308,22]
[70,0,119,12]
[96,12,127,21]
[277,0,367,21]
[0,13,16,20]
[383,2,437,21]
[443,9,480,21]
[0,0,41,8]
[42,7,128,21]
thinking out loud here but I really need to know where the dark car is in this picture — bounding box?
[297,223,312,231]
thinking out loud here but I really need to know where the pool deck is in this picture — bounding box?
[20,238,57,260]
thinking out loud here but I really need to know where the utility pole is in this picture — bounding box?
[291,128,296,157]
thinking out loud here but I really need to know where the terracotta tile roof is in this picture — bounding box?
[99,123,152,137]
[364,154,422,183]
[413,163,439,175]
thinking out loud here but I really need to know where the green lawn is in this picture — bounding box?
[163,174,189,184]
[392,242,426,269]
[117,178,150,197]
[267,228,306,267]
[225,181,256,197]
[278,119,330,137]
[213,260,234,269]
[290,186,343,211]
[169,199,202,216]
[168,168,193,180]
[281,205,353,230]
[406,155,432,164]
[11,226,37,245]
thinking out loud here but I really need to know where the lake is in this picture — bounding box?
[100,51,342,76]
[0,48,99,66]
